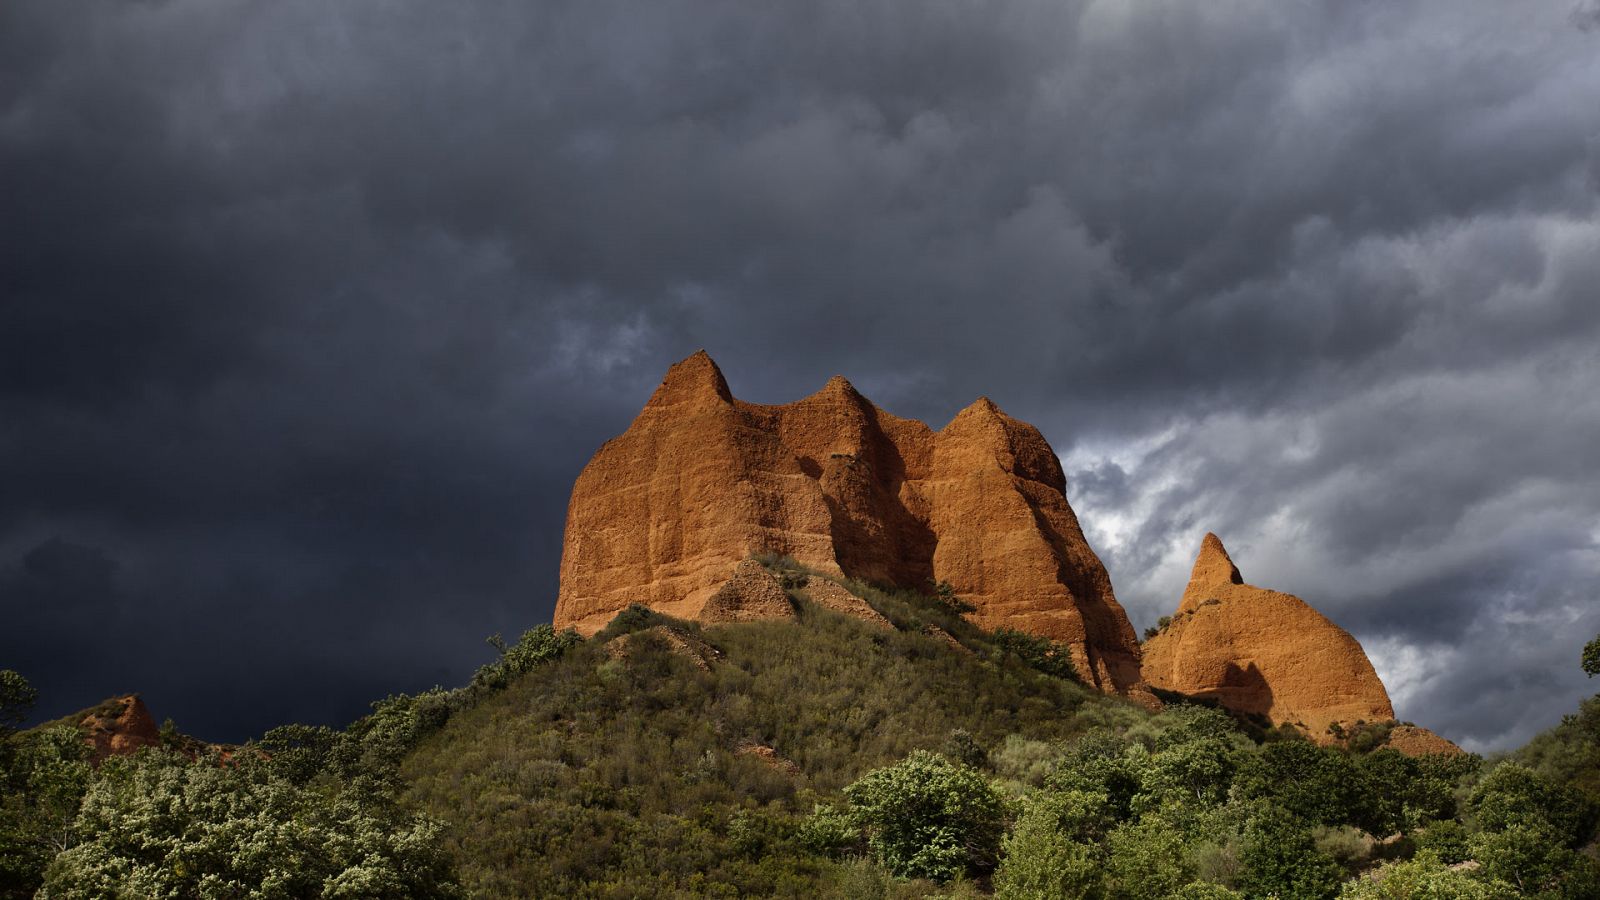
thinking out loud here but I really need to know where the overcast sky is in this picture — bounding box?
[3,0,1598,752]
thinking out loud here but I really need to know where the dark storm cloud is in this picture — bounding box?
[2,0,1597,749]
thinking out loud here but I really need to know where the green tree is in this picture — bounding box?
[991,628,1079,682]
[1105,815,1194,899]
[1234,741,1364,828]
[1353,749,1457,836]
[843,750,1008,882]
[1411,819,1470,865]
[0,725,93,898]
[1469,822,1600,897]
[993,797,1105,900]
[1136,737,1235,812]
[0,671,36,740]
[1047,730,1145,822]
[1582,633,1600,678]
[1236,806,1343,900]
[1469,762,1595,847]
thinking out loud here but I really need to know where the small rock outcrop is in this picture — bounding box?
[79,694,160,763]
[736,742,802,776]
[798,576,895,630]
[922,624,972,655]
[554,351,1144,695]
[1385,725,1465,757]
[604,625,723,671]
[1140,534,1396,740]
[698,559,798,625]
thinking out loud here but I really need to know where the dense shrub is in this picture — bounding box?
[941,729,989,770]
[1337,851,1517,899]
[1236,806,1344,900]
[1470,763,1596,847]
[472,624,582,691]
[1234,741,1366,828]
[993,794,1105,900]
[38,751,459,899]
[843,750,1008,881]
[991,628,1080,682]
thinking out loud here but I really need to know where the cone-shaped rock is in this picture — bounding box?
[1141,534,1396,740]
[79,695,161,763]
[699,559,798,624]
[555,352,1144,695]
[1384,725,1464,756]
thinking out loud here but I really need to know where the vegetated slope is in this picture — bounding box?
[400,563,1600,900]
[8,566,1600,897]
[400,584,1114,898]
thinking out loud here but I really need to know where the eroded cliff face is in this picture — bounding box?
[555,351,1144,694]
[1141,535,1397,740]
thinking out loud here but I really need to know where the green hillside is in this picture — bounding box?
[4,566,1600,898]
[400,589,1112,897]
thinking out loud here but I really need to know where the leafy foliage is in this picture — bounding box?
[992,794,1106,900]
[843,750,1008,881]
[0,724,93,897]
[990,628,1079,682]
[0,672,37,738]
[1236,805,1345,900]
[1338,851,1517,899]
[473,624,582,691]
[38,750,459,898]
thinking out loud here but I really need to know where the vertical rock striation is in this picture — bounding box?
[555,351,1144,695]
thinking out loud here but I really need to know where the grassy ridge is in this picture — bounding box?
[399,594,1119,898]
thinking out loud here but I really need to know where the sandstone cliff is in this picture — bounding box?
[554,351,1143,694]
[1140,534,1396,741]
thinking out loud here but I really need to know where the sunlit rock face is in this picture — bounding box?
[554,351,1144,695]
[1141,534,1397,740]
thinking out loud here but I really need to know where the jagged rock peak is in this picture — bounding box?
[642,349,733,412]
[554,352,1147,696]
[1181,532,1244,613]
[819,374,859,396]
[959,396,1002,416]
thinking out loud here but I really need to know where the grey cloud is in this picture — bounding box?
[2,0,1598,747]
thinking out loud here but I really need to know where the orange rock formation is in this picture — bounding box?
[79,694,161,763]
[555,351,1143,694]
[1141,534,1396,740]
